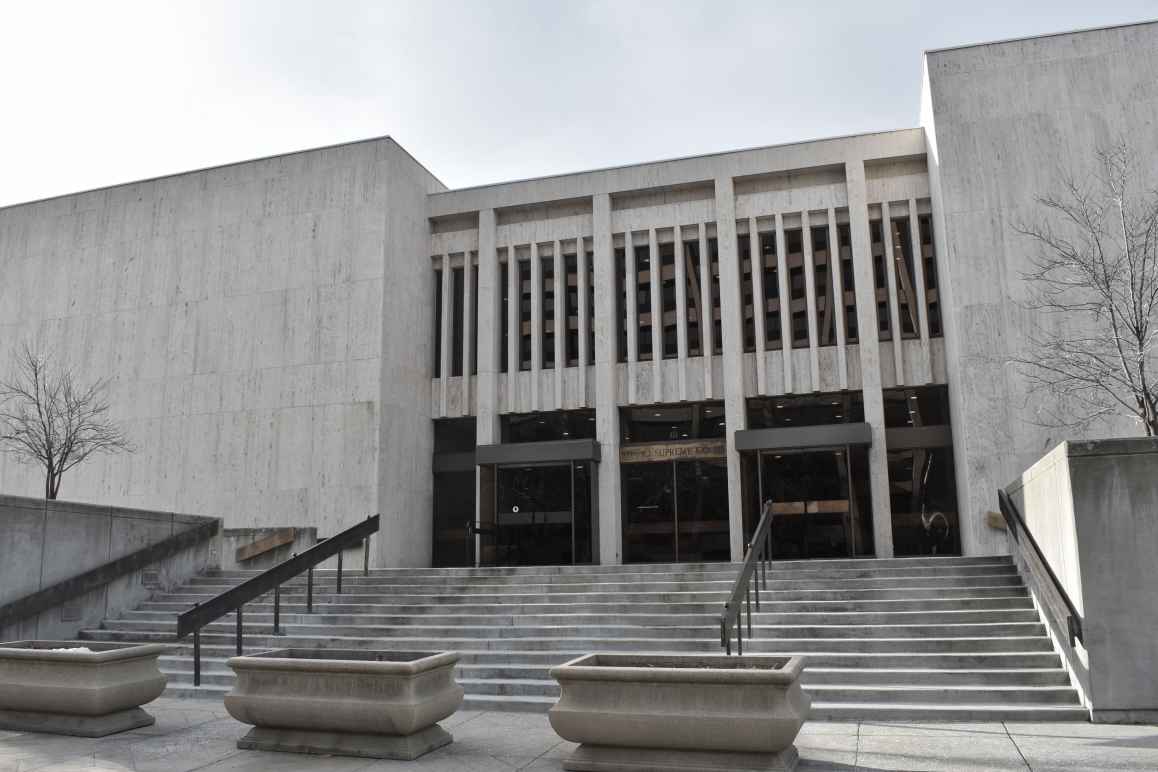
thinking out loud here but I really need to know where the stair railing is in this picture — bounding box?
[720,503,775,655]
[996,489,1084,646]
[176,514,379,686]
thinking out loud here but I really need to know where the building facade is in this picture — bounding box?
[2,22,1157,567]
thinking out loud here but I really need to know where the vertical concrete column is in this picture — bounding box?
[698,223,713,399]
[593,194,622,564]
[475,211,500,563]
[908,198,931,345]
[674,228,689,401]
[553,239,565,408]
[775,214,793,393]
[828,209,849,390]
[846,161,894,558]
[439,252,452,417]
[625,230,639,404]
[577,235,590,403]
[801,210,821,390]
[748,218,767,394]
[881,201,905,385]
[506,246,519,413]
[475,210,500,444]
[530,242,543,410]
[648,228,663,403]
[462,250,474,414]
[714,177,747,562]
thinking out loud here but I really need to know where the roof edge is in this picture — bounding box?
[924,17,1158,56]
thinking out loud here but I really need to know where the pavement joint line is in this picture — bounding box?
[1003,720,1036,771]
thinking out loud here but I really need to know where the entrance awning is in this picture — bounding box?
[734,422,872,452]
[476,438,601,466]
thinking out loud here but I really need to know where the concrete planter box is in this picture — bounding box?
[549,653,810,772]
[0,640,168,737]
[224,648,464,760]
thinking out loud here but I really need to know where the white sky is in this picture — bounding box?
[1,1,1155,206]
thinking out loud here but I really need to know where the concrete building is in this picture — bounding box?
[2,21,1156,567]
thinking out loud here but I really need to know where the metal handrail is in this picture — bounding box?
[176,514,379,686]
[720,504,775,655]
[997,489,1084,645]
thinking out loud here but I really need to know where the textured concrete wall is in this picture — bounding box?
[0,138,443,560]
[922,22,1158,555]
[0,494,218,640]
[1008,439,1158,722]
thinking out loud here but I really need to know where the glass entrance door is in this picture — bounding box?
[622,460,730,563]
[493,462,593,565]
[746,447,874,559]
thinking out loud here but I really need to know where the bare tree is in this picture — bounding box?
[0,344,133,499]
[1014,139,1158,436]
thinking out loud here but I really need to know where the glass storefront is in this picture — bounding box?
[493,462,593,565]
[620,402,730,563]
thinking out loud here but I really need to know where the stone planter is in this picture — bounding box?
[549,653,810,772]
[0,640,169,737]
[224,648,464,760]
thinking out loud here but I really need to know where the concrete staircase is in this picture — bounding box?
[80,555,1087,720]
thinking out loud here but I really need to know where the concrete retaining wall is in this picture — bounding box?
[1007,439,1158,723]
[0,494,219,641]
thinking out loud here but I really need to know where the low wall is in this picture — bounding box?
[1006,439,1158,723]
[0,494,221,641]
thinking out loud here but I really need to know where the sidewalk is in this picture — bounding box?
[1,698,1156,771]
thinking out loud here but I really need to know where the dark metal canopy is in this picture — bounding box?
[475,438,601,466]
[733,422,873,452]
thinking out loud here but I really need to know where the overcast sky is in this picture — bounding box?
[1,1,1155,206]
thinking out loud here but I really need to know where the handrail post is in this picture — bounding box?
[746,585,753,637]
[363,536,370,576]
[236,605,244,655]
[273,585,281,635]
[193,624,201,686]
[337,550,344,594]
[307,567,314,613]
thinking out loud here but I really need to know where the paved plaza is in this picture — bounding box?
[0,698,1155,772]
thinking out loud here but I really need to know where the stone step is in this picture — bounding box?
[192,563,1016,587]
[82,628,1057,653]
[156,650,1066,671]
[203,555,1012,580]
[171,573,1023,595]
[149,585,1030,605]
[808,702,1088,721]
[119,608,1042,626]
[134,596,1036,615]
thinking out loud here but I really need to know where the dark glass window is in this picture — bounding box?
[500,259,509,373]
[616,246,628,363]
[760,232,782,350]
[565,252,580,367]
[635,243,653,362]
[470,261,478,375]
[434,417,476,453]
[542,253,555,369]
[586,246,596,365]
[888,447,960,556]
[501,409,597,443]
[739,231,756,353]
[883,385,951,428]
[660,241,677,359]
[786,229,808,348]
[709,238,722,354]
[837,222,858,344]
[919,215,943,338]
[620,402,726,443]
[451,266,464,377]
[869,220,891,341]
[890,218,919,339]
[812,226,837,347]
[519,255,532,371]
[747,392,865,429]
[433,266,443,378]
[684,238,703,357]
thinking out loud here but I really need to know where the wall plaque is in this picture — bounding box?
[619,438,726,464]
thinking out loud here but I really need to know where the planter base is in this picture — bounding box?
[562,743,799,772]
[236,723,452,760]
[0,707,155,738]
